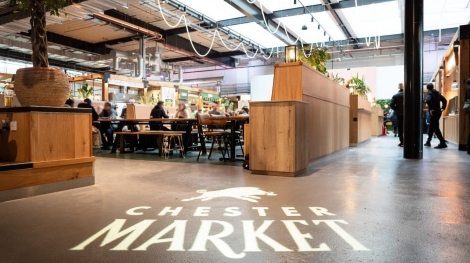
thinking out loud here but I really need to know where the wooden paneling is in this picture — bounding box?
[29,112,92,162]
[350,95,372,146]
[0,162,93,191]
[444,116,459,144]
[271,63,303,101]
[459,34,470,149]
[0,112,31,162]
[250,101,308,176]
[371,107,384,136]
[270,62,350,161]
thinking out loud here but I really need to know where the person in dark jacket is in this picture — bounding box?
[388,110,398,136]
[466,78,470,154]
[425,83,447,149]
[390,83,404,147]
[77,98,99,122]
[150,101,170,131]
[99,102,118,149]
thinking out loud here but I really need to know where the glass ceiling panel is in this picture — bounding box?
[340,1,402,38]
[277,12,346,43]
[175,0,244,21]
[257,0,324,12]
[225,22,287,48]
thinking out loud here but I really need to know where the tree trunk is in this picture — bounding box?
[30,0,49,68]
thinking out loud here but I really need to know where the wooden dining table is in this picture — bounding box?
[97,118,199,154]
[208,116,249,162]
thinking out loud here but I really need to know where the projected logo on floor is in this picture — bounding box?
[182,187,277,202]
[71,187,369,259]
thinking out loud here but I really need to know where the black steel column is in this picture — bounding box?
[404,0,424,159]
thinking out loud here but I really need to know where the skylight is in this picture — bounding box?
[175,0,245,21]
[225,22,287,48]
[340,1,402,38]
[277,12,346,43]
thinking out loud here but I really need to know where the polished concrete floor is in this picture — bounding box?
[1,136,470,263]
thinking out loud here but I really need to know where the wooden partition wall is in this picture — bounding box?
[459,25,470,151]
[250,62,349,177]
[349,95,372,146]
[272,62,350,161]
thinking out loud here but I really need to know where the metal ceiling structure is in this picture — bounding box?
[0,0,467,71]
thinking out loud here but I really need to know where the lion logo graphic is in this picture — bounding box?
[182,187,277,203]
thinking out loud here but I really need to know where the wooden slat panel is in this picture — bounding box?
[371,107,384,136]
[0,162,93,191]
[350,95,372,146]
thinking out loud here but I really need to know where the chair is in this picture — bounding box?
[197,114,230,161]
[161,132,186,159]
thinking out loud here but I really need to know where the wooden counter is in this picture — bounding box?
[250,101,308,176]
[0,107,95,201]
[371,107,384,136]
[444,115,459,144]
[250,63,350,176]
[350,95,372,146]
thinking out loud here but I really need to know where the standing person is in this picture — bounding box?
[465,78,470,154]
[390,83,404,147]
[150,101,170,131]
[99,102,118,149]
[424,83,447,149]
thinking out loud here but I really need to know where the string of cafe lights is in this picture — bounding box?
[149,0,335,60]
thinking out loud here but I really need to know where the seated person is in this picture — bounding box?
[64,99,74,107]
[150,101,170,131]
[175,102,190,118]
[77,98,99,122]
[209,106,221,116]
[224,106,233,117]
[99,102,118,149]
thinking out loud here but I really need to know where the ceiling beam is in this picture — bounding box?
[321,0,359,47]
[218,0,396,27]
[223,0,299,45]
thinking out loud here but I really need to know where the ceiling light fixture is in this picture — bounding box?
[183,6,186,13]
[311,17,314,23]
[294,0,297,4]
[302,25,308,30]
[318,24,320,30]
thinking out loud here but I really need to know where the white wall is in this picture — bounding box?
[376,66,405,100]
[250,74,274,101]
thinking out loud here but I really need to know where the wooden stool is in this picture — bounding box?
[162,133,185,159]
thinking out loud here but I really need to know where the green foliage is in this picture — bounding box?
[348,73,371,97]
[298,46,331,74]
[332,73,345,85]
[137,94,156,105]
[77,83,94,99]
[15,0,67,17]
[376,99,391,112]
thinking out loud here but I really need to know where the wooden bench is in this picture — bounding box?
[114,131,190,158]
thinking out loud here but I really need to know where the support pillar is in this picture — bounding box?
[404,0,423,159]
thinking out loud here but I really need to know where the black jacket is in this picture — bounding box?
[390,89,404,115]
[77,103,99,121]
[425,89,447,112]
[149,105,169,130]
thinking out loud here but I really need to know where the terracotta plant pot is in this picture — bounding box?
[14,67,69,107]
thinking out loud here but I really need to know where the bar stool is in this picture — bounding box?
[161,132,185,159]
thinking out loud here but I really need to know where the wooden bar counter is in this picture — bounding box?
[0,107,95,201]
[350,95,372,146]
[250,62,350,176]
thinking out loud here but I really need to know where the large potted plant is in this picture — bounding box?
[347,74,372,98]
[14,0,70,106]
[298,46,331,75]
